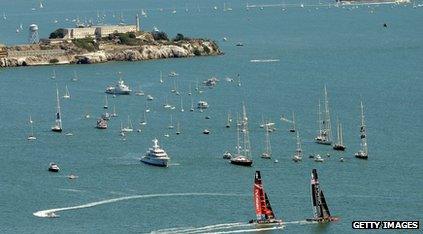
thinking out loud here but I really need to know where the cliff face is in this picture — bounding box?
[0,34,222,67]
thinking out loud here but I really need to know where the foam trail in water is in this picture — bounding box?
[33,193,239,218]
[153,223,248,234]
[207,226,285,233]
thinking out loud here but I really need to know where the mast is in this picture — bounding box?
[55,88,62,129]
[29,116,34,137]
[340,123,343,145]
[159,71,163,83]
[264,122,271,156]
[323,85,332,142]
[253,171,276,222]
[104,95,108,109]
[317,100,322,135]
[296,130,302,156]
[292,111,296,132]
[180,96,184,112]
[360,101,368,155]
[236,114,241,155]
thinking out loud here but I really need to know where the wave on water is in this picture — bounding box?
[152,220,313,233]
[250,59,280,63]
[58,188,84,193]
[33,193,241,218]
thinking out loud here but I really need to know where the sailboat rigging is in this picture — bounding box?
[355,101,368,159]
[51,88,63,132]
[315,86,332,145]
[306,169,339,223]
[27,116,37,140]
[333,118,346,151]
[249,171,284,226]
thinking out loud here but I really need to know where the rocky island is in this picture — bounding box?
[0,20,222,68]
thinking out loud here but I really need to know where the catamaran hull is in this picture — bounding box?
[141,157,169,167]
[306,216,339,223]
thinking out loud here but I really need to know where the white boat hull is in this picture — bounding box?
[141,156,169,167]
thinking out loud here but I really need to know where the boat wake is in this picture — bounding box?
[33,193,240,218]
[250,59,280,63]
[152,220,312,233]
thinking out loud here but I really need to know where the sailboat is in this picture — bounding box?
[145,100,150,113]
[121,116,134,132]
[333,119,346,151]
[51,70,56,79]
[51,89,63,132]
[180,96,184,112]
[306,169,339,223]
[163,96,171,109]
[159,71,164,84]
[140,111,147,125]
[168,114,174,129]
[62,85,70,99]
[39,0,44,9]
[103,95,108,109]
[111,105,118,117]
[230,103,253,166]
[176,122,181,135]
[135,84,144,96]
[226,111,232,128]
[289,112,296,132]
[261,124,271,159]
[188,83,192,95]
[71,71,79,82]
[249,171,284,226]
[27,116,37,140]
[190,97,194,112]
[292,131,302,162]
[315,86,332,145]
[355,102,368,159]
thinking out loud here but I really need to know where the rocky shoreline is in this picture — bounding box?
[0,32,222,67]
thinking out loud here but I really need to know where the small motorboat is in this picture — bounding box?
[314,154,324,162]
[67,174,78,179]
[274,159,279,163]
[48,163,60,172]
[236,42,244,47]
[46,212,60,218]
[203,129,210,134]
[223,151,232,159]
[339,157,345,162]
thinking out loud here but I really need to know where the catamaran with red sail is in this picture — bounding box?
[306,169,339,223]
[249,171,284,226]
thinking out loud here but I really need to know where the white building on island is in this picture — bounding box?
[63,15,140,39]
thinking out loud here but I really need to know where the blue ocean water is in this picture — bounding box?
[0,0,422,233]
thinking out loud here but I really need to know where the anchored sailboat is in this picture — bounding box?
[355,102,368,159]
[292,131,302,162]
[306,169,339,223]
[103,95,108,109]
[261,123,271,159]
[315,86,332,145]
[51,89,63,132]
[121,116,133,132]
[63,85,70,99]
[27,116,37,140]
[226,111,232,128]
[249,171,284,226]
[289,112,296,133]
[230,103,253,166]
[333,118,346,151]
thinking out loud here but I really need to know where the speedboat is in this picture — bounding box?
[146,95,154,101]
[141,139,170,167]
[197,101,209,109]
[203,129,210,134]
[67,174,78,179]
[230,155,252,166]
[105,79,132,95]
[46,212,60,218]
[48,163,60,172]
[314,154,324,162]
[96,118,108,129]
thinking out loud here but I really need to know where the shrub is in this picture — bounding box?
[49,28,68,39]
[193,48,201,56]
[117,33,139,45]
[49,58,59,64]
[152,31,169,41]
[202,45,211,54]
[173,33,189,42]
[72,38,98,52]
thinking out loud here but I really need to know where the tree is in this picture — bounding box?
[49,28,68,39]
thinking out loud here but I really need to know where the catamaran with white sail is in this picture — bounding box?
[355,101,368,159]
[51,89,63,132]
[249,171,284,226]
[315,86,332,145]
[306,169,339,223]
